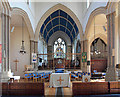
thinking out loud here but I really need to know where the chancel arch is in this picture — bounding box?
[35,3,83,41]
[48,31,71,46]
[37,6,82,70]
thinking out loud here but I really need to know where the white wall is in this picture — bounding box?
[34,2,83,30]
[0,17,1,72]
[8,1,108,36]
[38,38,47,61]
[83,2,108,32]
[38,38,44,60]
[10,24,30,78]
[9,1,35,32]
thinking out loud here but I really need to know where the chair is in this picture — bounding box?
[41,72,49,82]
[88,73,90,75]
[69,73,72,81]
[29,73,33,80]
[24,73,32,81]
[38,72,44,81]
[71,73,78,81]
[33,73,39,82]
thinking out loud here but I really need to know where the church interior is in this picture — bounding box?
[0,0,120,96]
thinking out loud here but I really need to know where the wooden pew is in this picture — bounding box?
[72,82,108,95]
[110,81,120,94]
[2,83,8,95]
[2,82,44,96]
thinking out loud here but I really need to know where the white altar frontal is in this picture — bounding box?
[49,73,70,87]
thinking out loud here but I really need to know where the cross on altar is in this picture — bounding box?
[57,76,64,85]
[14,59,19,71]
[85,78,88,82]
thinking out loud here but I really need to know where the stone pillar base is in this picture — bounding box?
[1,71,12,82]
[105,67,117,81]
[87,65,91,73]
[34,65,38,72]
[82,64,87,73]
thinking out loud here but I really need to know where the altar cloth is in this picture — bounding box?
[49,73,70,87]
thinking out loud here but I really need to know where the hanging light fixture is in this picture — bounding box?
[93,17,100,55]
[20,17,26,54]
[92,17,97,56]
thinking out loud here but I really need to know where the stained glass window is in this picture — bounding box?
[54,38,66,58]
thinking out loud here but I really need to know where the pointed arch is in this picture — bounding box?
[89,33,107,46]
[35,3,83,41]
[84,7,107,40]
[11,8,34,40]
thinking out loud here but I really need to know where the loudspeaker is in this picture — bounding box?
[116,64,120,68]
[87,61,90,65]
[39,58,42,62]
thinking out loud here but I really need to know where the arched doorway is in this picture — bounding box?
[90,38,107,73]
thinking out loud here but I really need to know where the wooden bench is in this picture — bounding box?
[2,82,44,96]
[110,81,120,94]
[72,82,108,95]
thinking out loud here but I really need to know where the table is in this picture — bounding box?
[10,76,20,82]
[49,73,70,87]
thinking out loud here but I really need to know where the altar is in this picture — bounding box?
[49,73,70,87]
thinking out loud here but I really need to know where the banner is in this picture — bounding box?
[82,52,87,62]
[32,53,37,63]
[0,44,2,63]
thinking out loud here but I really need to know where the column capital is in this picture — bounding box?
[30,40,38,43]
[106,11,116,18]
[30,40,34,42]
[34,41,38,43]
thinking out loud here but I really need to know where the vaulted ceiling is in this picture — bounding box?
[40,9,79,43]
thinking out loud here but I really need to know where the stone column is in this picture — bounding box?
[30,40,38,71]
[0,9,1,97]
[80,41,84,71]
[30,40,34,65]
[47,45,52,68]
[118,3,120,67]
[82,40,88,72]
[87,42,91,73]
[105,12,117,81]
[34,41,38,70]
[67,45,72,60]
[1,8,12,82]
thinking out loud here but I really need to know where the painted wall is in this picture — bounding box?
[10,24,30,78]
